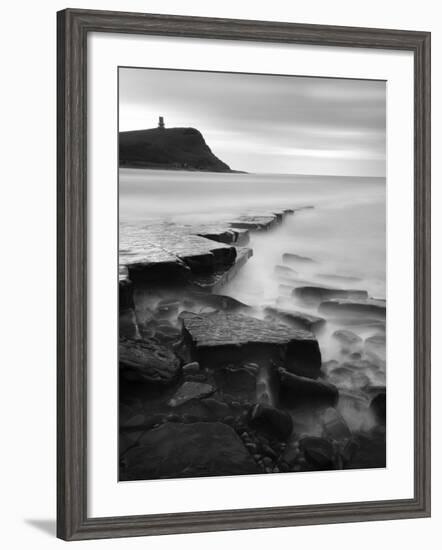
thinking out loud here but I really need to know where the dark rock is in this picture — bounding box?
[154,324,182,344]
[299,437,335,468]
[249,403,293,440]
[341,439,360,466]
[168,381,215,407]
[182,361,201,375]
[119,337,180,384]
[332,329,362,347]
[370,392,386,424]
[119,307,139,339]
[182,312,322,379]
[278,367,339,409]
[346,431,386,469]
[122,223,238,286]
[294,286,368,304]
[121,422,260,480]
[321,407,352,440]
[119,278,134,311]
[125,242,191,284]
[318,298,386,320]
[282,253,316,265]
[264,306,326,333]
[214,363,258,402]
[281,442,301,466]
[192,247,253,292]
[120,413,145,429]
[201,397,231,419]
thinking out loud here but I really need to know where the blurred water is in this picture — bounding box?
[120,168,385,300]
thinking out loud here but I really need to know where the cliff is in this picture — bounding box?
[119,127,233,172]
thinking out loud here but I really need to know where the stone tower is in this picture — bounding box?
[158,116,165,129]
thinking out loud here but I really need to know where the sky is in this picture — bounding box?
[119,67,386,177]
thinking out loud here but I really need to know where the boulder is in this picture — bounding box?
[120,422,260,480]
[321,407,352,440]
[249,403,293,440]
[119,308,139,339]
[370,391,386,424]
[168,381,215,408]
[278,367,338,409]
[119,278,134,311]
[119,337,180,384]
[200,397,231,419]
[182,312,322,379]
[182,361,201,375]
[346,431,386,469]
[299,436,335,469]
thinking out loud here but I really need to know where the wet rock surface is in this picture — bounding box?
[249,403,293,440]
[168,381,216,407]
[119,337,181,384]
[318,298,386,319]
[182,311,322,378]
[119,204,387,480]
[121,422,260,480]
[264,306,325,333]
[278,368,339,409]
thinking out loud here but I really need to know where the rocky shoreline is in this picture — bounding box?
[119,207,386,481]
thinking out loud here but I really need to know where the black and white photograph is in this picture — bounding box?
[118,67,387,482]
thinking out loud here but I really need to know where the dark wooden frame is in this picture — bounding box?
[57,8,431,541]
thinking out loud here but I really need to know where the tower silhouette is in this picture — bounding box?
[158,116,165,129]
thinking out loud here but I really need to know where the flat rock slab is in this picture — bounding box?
[119,337,181,384]
[229,213,279,231]
[192,247,253,292]
[168,381,215,407]
[184,223,250,246]
[121,240,191,284]
[121,421,260,480]
[319,298,386,320]
[332,329,363,346]
[182,312,321,378]
[294,286,368,304]
[120,223,237,283]
[283,252,316,265]
[315,273,362,283]
[264,306,326,333]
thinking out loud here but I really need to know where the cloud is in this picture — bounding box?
[119,67,386,177]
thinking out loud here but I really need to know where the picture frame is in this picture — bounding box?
[57,8,431,541]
